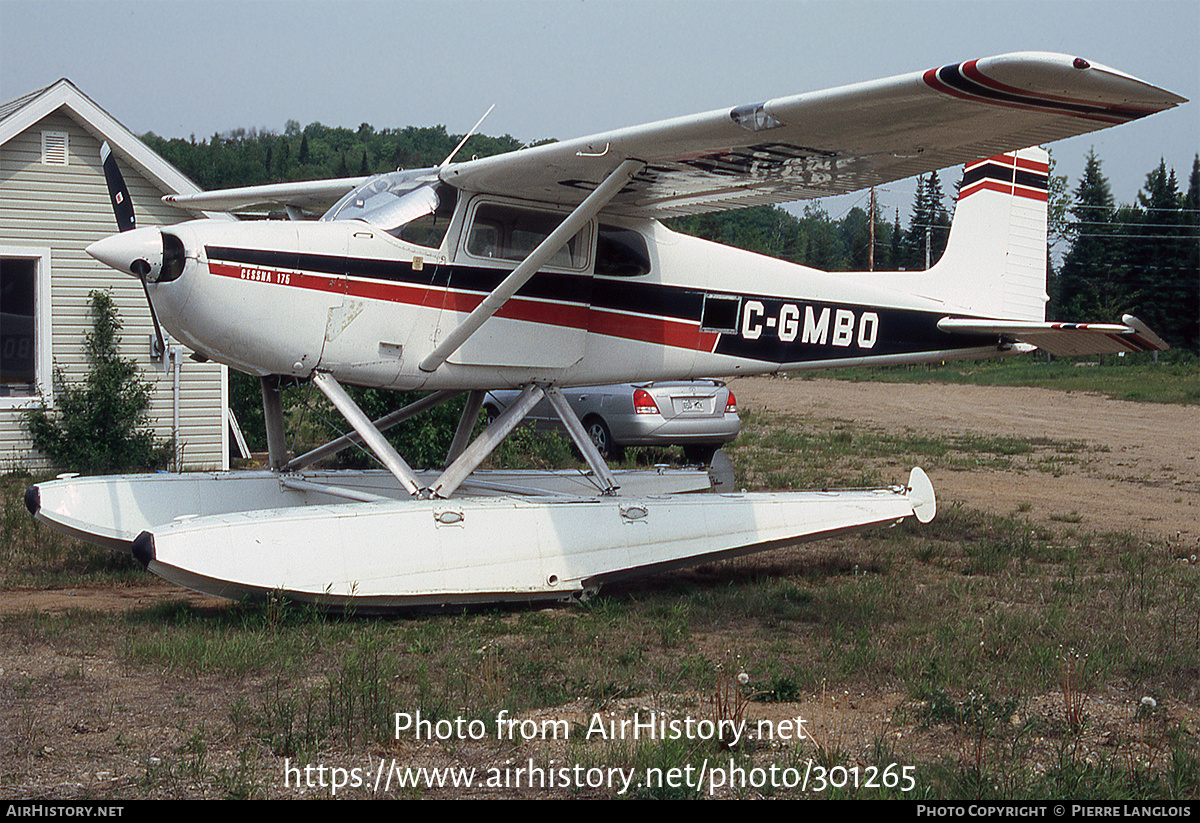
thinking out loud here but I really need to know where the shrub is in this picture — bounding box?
[26,290,174,473]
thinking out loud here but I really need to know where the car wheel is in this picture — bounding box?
[584,416,622,461]
[683,444,717,465]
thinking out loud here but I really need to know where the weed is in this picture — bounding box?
[709,656,753,749]
[1059,647,1089,733]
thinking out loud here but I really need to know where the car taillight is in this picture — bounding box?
[725,391,738,414]
[633,388,660,415]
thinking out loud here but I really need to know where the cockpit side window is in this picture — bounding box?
[465,203,589,270]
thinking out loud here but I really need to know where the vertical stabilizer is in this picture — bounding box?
[918,147,1050,321]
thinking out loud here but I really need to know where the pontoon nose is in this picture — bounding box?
[86,227,185,283]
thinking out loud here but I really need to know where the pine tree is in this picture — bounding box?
[901,173,950,269]
[1184,155,1200,351]
[1122,160,1181,346]
[925,170,951,263]
[1058,148,1123,322]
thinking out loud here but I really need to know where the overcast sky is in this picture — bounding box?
[2,0,1196,218]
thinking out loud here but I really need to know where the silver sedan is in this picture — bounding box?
[482,380,740,463]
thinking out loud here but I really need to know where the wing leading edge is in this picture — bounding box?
[163,176,369,214]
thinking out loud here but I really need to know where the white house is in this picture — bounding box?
[0,79,229,471]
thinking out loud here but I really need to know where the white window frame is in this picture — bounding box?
[0,246,53,408]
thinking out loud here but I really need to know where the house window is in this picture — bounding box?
[41,131,68,165]
[0,248,51,405]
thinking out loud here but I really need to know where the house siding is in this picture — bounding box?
[1,109,228,472]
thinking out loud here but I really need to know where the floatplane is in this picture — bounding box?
[28,53,1182,609]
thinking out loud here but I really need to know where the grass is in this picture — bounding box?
[723,409,1103,491]
[1,400,1197,799]
[812,352,1200,405]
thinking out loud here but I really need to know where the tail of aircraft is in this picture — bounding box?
[900,147,1166,355]
[906,147,1050,322]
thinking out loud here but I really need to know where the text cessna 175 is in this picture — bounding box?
[30,52,1184,609]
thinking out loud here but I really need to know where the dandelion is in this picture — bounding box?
[737,671,749,685]
[1141,696,1157,709]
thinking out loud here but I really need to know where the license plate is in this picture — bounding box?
[676,397,708,414]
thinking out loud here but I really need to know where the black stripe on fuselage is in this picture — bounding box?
[207,245,702,321]
[205,245,995,363]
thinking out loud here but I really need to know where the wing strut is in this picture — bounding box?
[419,158,645,373]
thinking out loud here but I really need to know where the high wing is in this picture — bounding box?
[159,52,1183,220]
[163,175,368,214]
[441,52,1185,218]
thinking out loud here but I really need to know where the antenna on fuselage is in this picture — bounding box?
[439,104,496,168]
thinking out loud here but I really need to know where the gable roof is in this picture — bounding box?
[0,78,220,216]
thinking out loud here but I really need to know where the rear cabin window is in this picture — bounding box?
[466,203,588,270]
[595,224,651,277]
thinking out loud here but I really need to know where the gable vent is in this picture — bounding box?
[41,131,68,165]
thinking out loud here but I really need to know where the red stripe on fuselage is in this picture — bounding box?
[208,259,715,352]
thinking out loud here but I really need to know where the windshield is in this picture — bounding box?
[321,169,441,232]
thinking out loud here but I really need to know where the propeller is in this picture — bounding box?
[98,142,166,358]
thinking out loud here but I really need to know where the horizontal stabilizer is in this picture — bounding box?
[938,314,1168,356]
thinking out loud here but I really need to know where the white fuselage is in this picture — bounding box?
[148,191,998,391]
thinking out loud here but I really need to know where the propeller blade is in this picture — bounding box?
[100,142,136,232]
[136,263,167,359]
[98,142,164,356]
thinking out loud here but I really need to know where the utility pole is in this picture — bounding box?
[868,186,876,272]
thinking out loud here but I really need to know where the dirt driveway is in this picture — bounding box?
[731,376,1200,548]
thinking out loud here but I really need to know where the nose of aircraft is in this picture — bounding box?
[86,226,164,278]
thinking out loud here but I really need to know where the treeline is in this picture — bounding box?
[667,170,952,275]
[1053,150,1198,353]
[142,121,527,191]
[144,122,1198,352]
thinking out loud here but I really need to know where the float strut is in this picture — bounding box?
[543,386,619,495]
[260,375,289,472]
[428,384,544,499]
[310,371,422,496]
